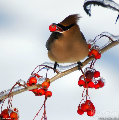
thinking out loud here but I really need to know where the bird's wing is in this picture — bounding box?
[46,32,63,50]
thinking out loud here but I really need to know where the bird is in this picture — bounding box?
[46,14,89,69]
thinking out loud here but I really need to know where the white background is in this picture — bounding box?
[0,0,119,120]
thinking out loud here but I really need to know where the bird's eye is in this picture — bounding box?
[49,24,57,32]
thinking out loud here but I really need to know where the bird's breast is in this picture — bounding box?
[48,36,89,63]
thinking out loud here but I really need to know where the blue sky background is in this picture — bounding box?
[0,0,119,120]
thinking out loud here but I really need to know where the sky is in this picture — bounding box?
[0,0,119,120]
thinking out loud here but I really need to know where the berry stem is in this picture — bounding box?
[80,67,86,82]
[80,67,89,101]
[44,97,47,120]
[86,88,88,101]
[90,59,96,69]
[33,97,47,120]
[82,88,86,97]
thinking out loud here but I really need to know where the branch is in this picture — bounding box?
[0,40,119,101]
[49,40,119,83]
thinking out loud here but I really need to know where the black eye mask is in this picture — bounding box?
[56,23,75,31]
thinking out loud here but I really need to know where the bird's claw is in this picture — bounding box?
[54,62,59,73]
[77,62,83,70]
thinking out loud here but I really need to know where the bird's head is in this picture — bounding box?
[49,14,80,33]
[49,23,76,34]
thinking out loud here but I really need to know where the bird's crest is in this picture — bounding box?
[60,14,80,26]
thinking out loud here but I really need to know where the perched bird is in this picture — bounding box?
[46,14,89,68]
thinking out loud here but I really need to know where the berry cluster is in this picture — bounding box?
[0,108,19,120]
[78,67,105,89]
[0,65,54,120]
[77,100,95,116]
[88,44,101,59]
[77,44,105,117]
[27,75,52,98]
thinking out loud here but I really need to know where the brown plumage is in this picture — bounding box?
[46,14,89,63]
[59,14,80,26]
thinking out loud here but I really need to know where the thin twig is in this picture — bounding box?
[0,40,119,101]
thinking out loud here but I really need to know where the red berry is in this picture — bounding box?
[85,100,91,104]
[1,109,9,115]
[77,109,84,115]
[2,113,9,118]
[1,109,9,119]
[49,24,57,32]
[88,82,94,88]
[86,100,95,110]
[94,71,100,78]
[13,108,18,113]
[88,44,91,49]
[86,78,92,82]
[81,103,90,112]
[89,49,101,60]
[28,77,37,85]
[95,53,101,59]
[85,100,95,110]
[27,82,30,86]
[87,109,95,116]
[31,89,38,95]
[42,81,50,89]
[31,89,38,92]
[91,49,99,56]
[90,104,95,110]
[45,91,52,97]
[98,80,104,88]
[10,112,18,119]
[94,83,100,89]
[85,100,93,106]
[78,80,85,86]
[85,71,94,79]
[37,89,45,96]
